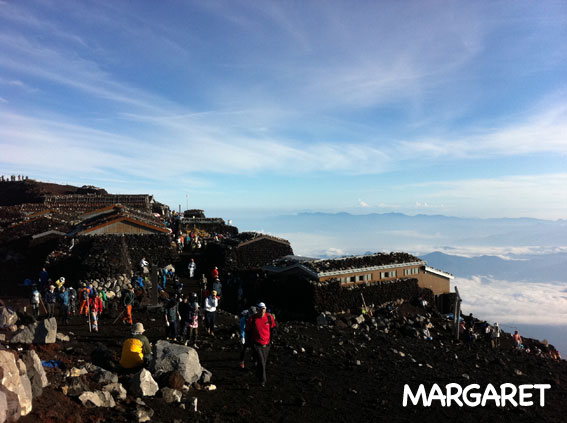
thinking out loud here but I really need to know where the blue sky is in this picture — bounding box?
[1,0,566,219]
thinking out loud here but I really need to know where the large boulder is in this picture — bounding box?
[9,318,57,344]
[128,369,159,397]
[22,350,49,398]
[0,350,32,419]
[0,390,7,423]
[151,341,202,384]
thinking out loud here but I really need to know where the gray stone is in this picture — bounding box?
[78,391,116,408]
[65,367,88,378]
[84,364,118,384]
[160,387,182,403]
[56,333,70,342]
[315,313,328,326]
[355,315,365,325]
[22,350,49,398]
[151,341,202,385]
[134,404,154,422]
[199,368,212,385]
[0,350,32,418]
[129,369,159,397]
[103,382,127,400]
[10,318,57,344]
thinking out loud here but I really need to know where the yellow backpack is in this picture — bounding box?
[119,337,144,369]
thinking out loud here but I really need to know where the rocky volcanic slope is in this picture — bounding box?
[3,293,565,423]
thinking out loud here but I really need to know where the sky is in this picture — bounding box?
[1,0,566,220]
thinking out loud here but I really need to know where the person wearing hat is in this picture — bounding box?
[246,302,277,386]
[30,288,41,318]
[204,290,219,336]
[239,306,257,368]
[79,283,91,316]
[119,322,152,370]
[211,266,219,280]
[55,276,66,292]
[44,285,57,318]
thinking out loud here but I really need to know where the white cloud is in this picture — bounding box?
[358,199,370,208]
[398,102,567,159]
[454,276,567,326]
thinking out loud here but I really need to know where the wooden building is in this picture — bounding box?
[265,252,452,295]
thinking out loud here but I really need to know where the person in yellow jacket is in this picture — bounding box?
[119,322,152,370]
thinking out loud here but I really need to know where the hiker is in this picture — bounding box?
[98,289,107,311]
[491,322,501,349]
[90,294,103,332]
[204,290,219,336]
[119,323,152,370]
[188,258,196,278]
[79,283,91,316]
[55,276,66,292]
[68,286,77,316]
[139,256,149,274]
[88,282,97,299]
[159,267,167,290]
[38,268,49,292]
[246,302,277,387]
[164,298,181,340]
[58,286,70,325]
[30,289,41,318]
[44,285,57,318]
[513,330,523,350]
[184,295,200,347]
[122,286,135,325]
[211,266,219,280]
[212,278,222,298]
[239,306,257,368]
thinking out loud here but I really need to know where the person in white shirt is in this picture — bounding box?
[204,290,219,336]
[188,258,196,279]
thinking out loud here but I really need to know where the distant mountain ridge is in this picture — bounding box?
[252,211,567,249]
[421,251,567,282]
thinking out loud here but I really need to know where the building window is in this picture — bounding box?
[358,275,364,282]
[350,276,356,283]
[365,273,372,281]
[380,270,397,279]
[404,268,419,276]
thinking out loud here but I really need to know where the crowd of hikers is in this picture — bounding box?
[28,260,280,386]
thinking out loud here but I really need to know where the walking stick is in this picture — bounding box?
[112,309,125,325]
[87,300,92,333]
[39,297,48,314]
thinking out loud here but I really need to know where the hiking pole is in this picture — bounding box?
[39,297,48,315]
[112,309,125,325]
[87,301,92,333]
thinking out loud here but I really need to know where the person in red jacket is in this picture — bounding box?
[246,302,276,387]
[89,295,103,332]
[211,266,219,280]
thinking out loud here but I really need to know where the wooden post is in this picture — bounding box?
[151,265,159,306]
[454,286,462,341]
